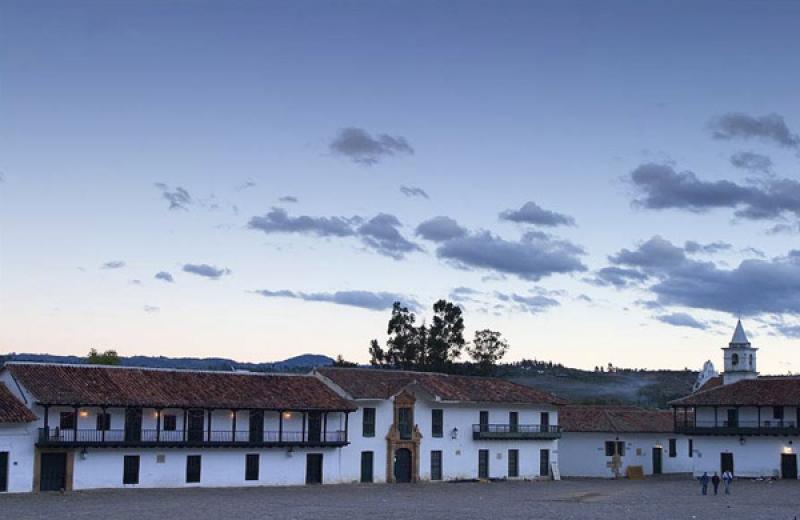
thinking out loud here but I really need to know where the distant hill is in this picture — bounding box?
[0,352,335,373]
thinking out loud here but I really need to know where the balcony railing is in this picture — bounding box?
[472,424,561,440]
[37,428,347,448]
[675,419,800,436]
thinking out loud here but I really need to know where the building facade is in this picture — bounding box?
[671,321,800,479]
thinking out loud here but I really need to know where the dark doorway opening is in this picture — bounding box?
[39,452,67,491]
[306,453,323,484]
[781,453,798,479]
[249,410,264,443]
[124,408,143,442]
[478,449,489,479]
[394,448,412,483]
[652,447,663,474]
[721,452,734,474]
[187,410,205,442]
[540,449,550,477]
[0,452,8,492]
[360,451,374,483]
[307,412,322,443]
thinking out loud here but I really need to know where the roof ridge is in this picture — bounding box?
[3,361,310,378]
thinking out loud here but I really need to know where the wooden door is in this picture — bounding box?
[249,410,264,443]
[652,447,663,474]
[187,410,205,442]
[478,449,489,479]
[394,448,412,483]
[360,451,374,483]
[0,452,8,492]
[539,449,550,477]
[308,412,322,443]
[124,408,142,442]
[781,454,798,479]
[39,453,67,491]
[306,453,323,484]
[721,452,734,474]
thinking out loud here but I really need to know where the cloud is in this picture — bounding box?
[415,216,468,242]
[248,208,420,259]
[495,292,560,314]
[248,207,357,237]
[606,236,800,318]
[400,185,429,199]
[628,163,800,220]
[448,286,481,303]
[356,214,422,259]
[730,151,773,173]
[154,271,174,283]
[102,260,126,269]
[330,127,413,165]
[143,305,160,314]
[278,195,299,203]
[236,180,256,191]
[499,201,575,227]
[155,183,192,210]
[655,312,707,330]
[182,264,231,279]
[768,223,800,235]
[709,113,800,149]
[684,240,732,254]
[590,266,649,288]
[436,230,586,281]
[254,289,419,311]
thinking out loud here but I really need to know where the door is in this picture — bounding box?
[0,452,8,492]
[249,410,264,443]
[721,452,734,474]
[39,453,67,491]
[509,412,519,433]
[306,453,323,484]
[308,412,322,443]
[188,410,205,442]
[726,409,738,427]
[479,411,489,432]
[540,449,550,477]
[540,412,550,431]
[124,408,143,442]
[478,449,489,479]
[186,455,201,483]
[394,448,412,483]
[360,451,374,483]
[781,454,798,479]
[652,447,663,475]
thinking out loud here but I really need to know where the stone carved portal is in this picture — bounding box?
[386,390,421,483]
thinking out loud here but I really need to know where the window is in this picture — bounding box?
[688,439,693,458]
[398,407,413,440]
[186,455,202,483]
[509,412,519,432]
[478,449,489,479]
[431,409,443,438]
[605,441,625,457]
[59,411,76,430]
[123,455,140,485]
[731,353,739,366]
[362,408,376,438]
[774,407,784,420]
[508,449,519,478]
[245,454,259,481]
[430,450,442,481]
[540,412,550,430]
[96,413,111,431]
[360,451,374,483]
[668,439,677,458]
[163,414,177,431]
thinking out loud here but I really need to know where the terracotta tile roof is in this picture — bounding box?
[317,367,564,405]
[0,382,37,423]
[695,376,723,393]
[4,363,355,411]
[671,376,800,407]
[560,405,675,433]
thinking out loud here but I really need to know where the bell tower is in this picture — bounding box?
[721,320,758,385]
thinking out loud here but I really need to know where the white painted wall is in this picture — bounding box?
[691,436,800,478]
[0,423,36,493]
[559,432,694,478]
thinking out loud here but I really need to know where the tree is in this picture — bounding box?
[426,299,465,372]
[332,354,358,367]
[368,339,386,366]
[385,302,423,370]
[87,348,121,365]
[467,330,508,375]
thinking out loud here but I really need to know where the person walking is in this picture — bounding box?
[711,472,721,495]
[722,470,733,495]
[699,472,709,495]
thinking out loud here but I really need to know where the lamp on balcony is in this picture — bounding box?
[450,427,458,440]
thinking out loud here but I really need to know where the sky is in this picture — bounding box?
[1,0,799,374]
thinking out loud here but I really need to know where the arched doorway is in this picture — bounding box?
[394,448,412,483]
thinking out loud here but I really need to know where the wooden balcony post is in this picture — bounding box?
[714,406,718,427]
[301,412,306,442]
[278,410,284,443]
[182,409,188,442]
[323,412,328,442]
[207,409,212,442]
[344,412,349,442]
[231,409,237,443]
[156,408,162,442]
[101,406,107,442]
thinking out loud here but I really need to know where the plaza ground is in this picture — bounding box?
[2,476,799,520]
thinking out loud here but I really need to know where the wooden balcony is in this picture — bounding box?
[675,419,800,436]
[472,424,561,440]
[37,428,348,448]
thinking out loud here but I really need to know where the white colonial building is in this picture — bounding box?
[559,406,693,478]
[671,321,800,480]
[0,362,562,492]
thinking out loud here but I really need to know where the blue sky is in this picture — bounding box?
[1,1,799,372]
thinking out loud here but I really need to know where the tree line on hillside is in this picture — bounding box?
[358,300,509,375]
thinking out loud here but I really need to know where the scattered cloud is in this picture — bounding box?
[628,162,800,220]
[143,305,160,313]
[182,263,231,280]
[655,312,707,330]
[154,183,192,210]
[415,216,468,242]
[400,185,429,199]
[236,180,256,191]
[329,127,413,165]
[730,151,772,173]
[709,112,799,149]
[499,201,575,227]
[129,279,142,286]
[684,240,732,254]
[154,271,174,283]
[768,223,800,235]
[590,266,649,288]
[449,286,481,303]
[436,230,586,282]
[278,195,299,203]
[101,260,126,270]
[495,291,560,314]
[254,289,418,311]
[248,208,420,259]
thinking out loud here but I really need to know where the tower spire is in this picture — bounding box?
[730,319,750,346]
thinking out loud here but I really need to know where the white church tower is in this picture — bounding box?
[721,320,758,385]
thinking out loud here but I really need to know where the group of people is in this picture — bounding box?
[699,471,734,495]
